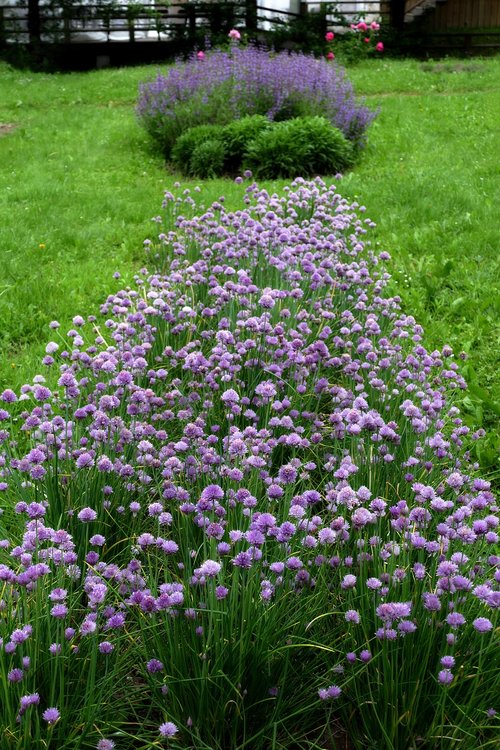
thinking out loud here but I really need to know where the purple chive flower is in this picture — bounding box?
[278,464,297,484]
[341,574,357,589]
[97,741,115,750]
[216,585,229,600]
[49,588,67,601]
[77,507,97,522]
[318,684,342,700]
[221,389,239,404]
[473,617,493,633]
[42,707,60,724]
[360,649,372,663]
[446,612,466,629]
[99,641,114,654]
[8,668,24,683]
[90,534,106,546]
[19,693,40,713]
[147,659,164,673]
[198,560,222,577]
[438,669,454,685]
[159,721,178,737]
[440,656,455,668]
[345,609,360,624]
[423,593,441,612]
[51,603,68,619]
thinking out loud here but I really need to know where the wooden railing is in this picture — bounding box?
[0,1,388,45]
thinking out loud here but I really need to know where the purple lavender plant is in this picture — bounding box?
[136,46,377,156]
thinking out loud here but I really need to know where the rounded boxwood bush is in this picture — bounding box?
[244,116,355,179]
[171,124,225,173]
[190,138,226,178]
[221,115,271,172]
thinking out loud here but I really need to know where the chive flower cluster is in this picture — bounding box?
[0,178,497,748]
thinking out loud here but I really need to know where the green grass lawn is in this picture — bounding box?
[0,56,498,469]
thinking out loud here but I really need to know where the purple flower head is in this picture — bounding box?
[345,609,360,624]
[159,721,178,737]
[8,668,24,683]
[440,655,455,668]
[221,389,239,404]
[49,588,67,601]
[42,707,60,724]
[147,658,164,673]
[341,574,357,589]
[473,617,493,633]
[99,641,114,654]
[216,585,229,600]
[318,684,341,700]
[77,507,97,523]
[19,693,40,714]
[438,669,454,685]
[51,603,68,619]
[97,741,115,750]
[90,534,106,546]
[446,612,466,629]
[198,559,222,578]
[200,484,224,502]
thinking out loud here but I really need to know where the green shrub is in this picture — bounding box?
[190,138,227,178]
[244,116,355,179]
[171,124,225,173]
[221,115,271,171]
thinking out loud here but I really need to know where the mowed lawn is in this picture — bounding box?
[0,56,499,469]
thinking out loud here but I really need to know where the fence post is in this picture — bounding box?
[28,0,41,44]
[245,0,257,32]
[389,0,405,31]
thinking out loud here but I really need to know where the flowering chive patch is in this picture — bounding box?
[136,46,376,156]
[0,178,497,749]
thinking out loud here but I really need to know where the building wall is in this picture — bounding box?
[423,0,500,30]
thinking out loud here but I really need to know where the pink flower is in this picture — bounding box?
[326,51,335,60]
[357,22,368,32]
[364,37,370,43]
[197,51,205,60]
[228,29,241,40]
[371,21,380,31]
[376,41,384,52]
[325,31,334,42]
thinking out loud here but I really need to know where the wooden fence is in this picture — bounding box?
[422,0,500,31]
[0,1,498,64]
[0,1,389,46]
